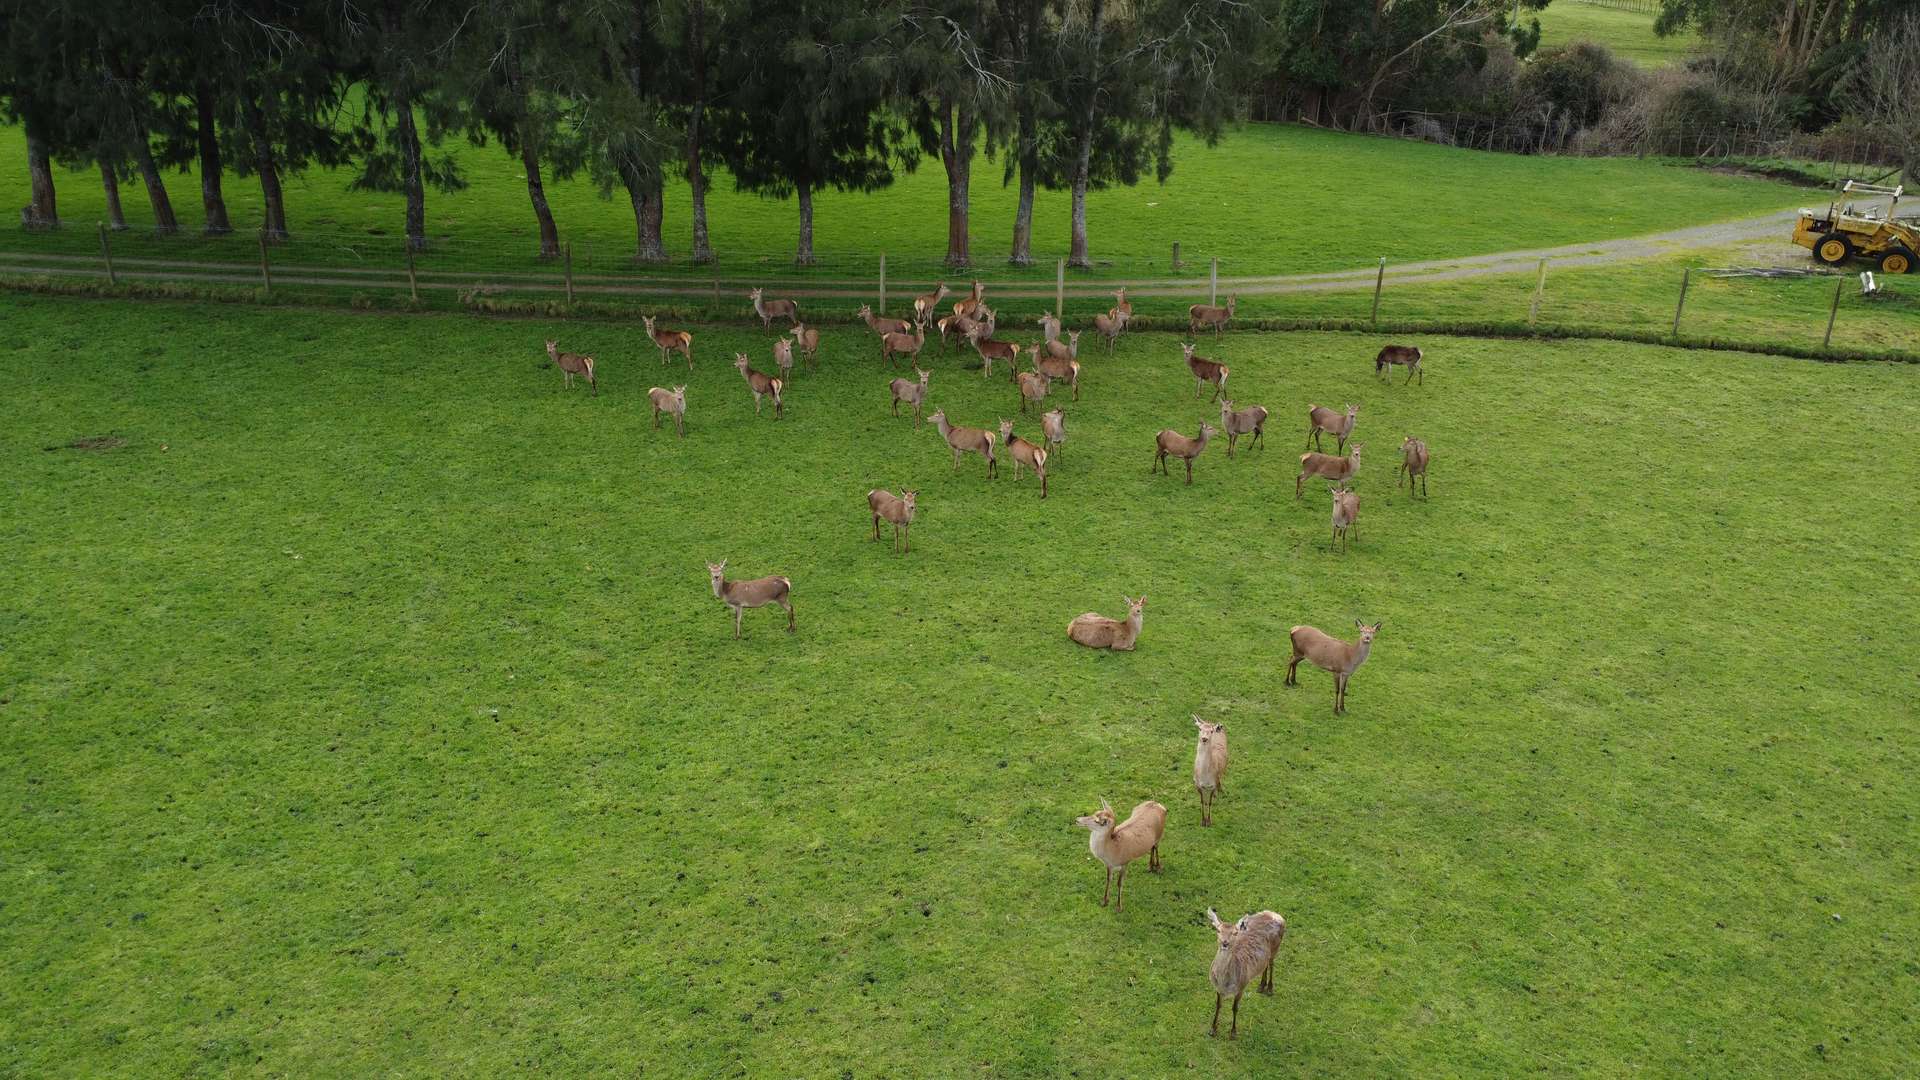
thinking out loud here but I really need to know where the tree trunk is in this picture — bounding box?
[99,160,128,231]
[194,84,232,234]
[520,136,560,259]
[687,0,714,264]
[395,88,427,251]
[624,166,666,262]
[1067,0,1106,270]
[133,135,179,235]
[23,126,58,228]
[795,180,815,266]
[940,97,974,267]
[1010,101,1036,266]
[244,95,289,241]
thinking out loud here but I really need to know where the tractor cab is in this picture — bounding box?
[1792,182,1917,274]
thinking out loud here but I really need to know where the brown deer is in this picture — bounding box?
[952,278,986,319]
[1296,444,1361,498]
[705,559,794,639]
[913,282,950,326]
[1329,486,1359,552]
[789,323,821,371]
[968,327,1021,381]
[857,303,912,337]
[1286,621,1381,714]
[997,419,1050,498]
[1074,796,1166,912]
[1218,399,1267,458]
[1112,286,1133,322]
[772,337,796,383]
[1306,402,1358,452]
[937,308,991,353]
[1398,436,1429,498]
[643,315,693,369]
[1093,307,1127,354]
[1016,365,1051,414]
[1041,329,1081,364]
[733,352,784,419]
[1154,422,1217,485]
[1067,595,1145,651]
[1042,408,1067,459]
[1032,350,1081,401]
[867,488,918,553]
[1036,310,1061,343]
[1207,908,1286,1038]
[889,366,931,424]
[1182,343,1229,401]
[1189,295,1236,338]
[544,340,597,395]
[1193,716,1228,827]
[749,287,798,330]
[647,384,687,437]
[928,408,997,478]
[880,323,925,369]
[1376,343,1423,385]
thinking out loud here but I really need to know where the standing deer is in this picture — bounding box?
[749,287,798,330]
[643,315,693,369]
[1112,286,1133,322]
[733,352,784,419]
[1042,408,1067,459]
[1067,595,1145,651]
[880,323,925,369]
[1189,295,1236,338]
[1182,343,1229,401]
[1074,796,1166,912]
[1032,350,1081,402]
[857,303,912,337]
[1398,436,1429,498]
[937,308,991,353]
[928,408,997,478]
[1041,329,1081,364]
[952,278,986,319]
[1207,909,1286,1039]
[705,559,794,639]
[1218,399,1268,458]
[997,419,1050,498]
[889,366,931,424]
[647,384,687,437]
[1016,365,1051,415]
[867,488,918,553]
[1296,444,1361,498]
[968,327,1021,381]
[543,339,597,395]
[1306,403,1358,452]
[1037,310,1061,343]
[1093,307,1126,355]
[913,282,950,326]
[789,323,821,371]
[1329,486,1360,552]
[1285,621,1381,715]
[772,337,796,383]
[1376,344,1423,385]
[1154,422,1218,485]
[1193,716,1228,827]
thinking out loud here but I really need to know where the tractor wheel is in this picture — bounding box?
[1877,247,1915,275]
[1813,234,1853,266]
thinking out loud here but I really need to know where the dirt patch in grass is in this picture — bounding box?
[46,434,126,452]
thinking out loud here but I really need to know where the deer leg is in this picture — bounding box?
[1407,365,1417,385]
[872,512,881,541]
[1185,459,1193,485]
[1295,474,1304,499]
[1421,473,1428,497]
[1211,994,1222,1036]
[1040,469,1047,499]
[1230,992,1241,1037]
[1227,434,1235,459]
[732,606,743,640]
[1114,867,1126,911]
[784,599,795,633]
[1286,652,1302,686]
[1335,673,1346,714]
[1101,867,1112,906]
[1151,844,1161,872]
[1261,957,1275,995]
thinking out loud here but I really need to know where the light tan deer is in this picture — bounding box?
[889,366,931,424]
[772,337,796,383]
[1296,444,1361,498]
[1032,350,1081,401]
[733,352,784,419]
[643,315,693,369]
[1329,486,1359,552]
[789,323,820,371]
[867,488,918,553]
[857,303,912,337]
[1306,403,1358,453]
[1286,620,1381,714]
[1193,716,1228,827]
[1074,796,1166,912]
[1041,328,1081,364]
[1067,595,1145,651]
[1376,343,1423,385]
[937,308,991,353]
[997,419,1049,498]
[1398,436,1429,498]
[952,278,985,319]
[881,323,925,369]
[1042,408,1067,459]
[968,327,1021,381]
[1219,399,1267,458]
[749,287,798,330]
[1016,365,1051,415]
[1112,286,1133,322]
[647,384,687,438]
[1207,908,1286,1038]
[1093,307,1126,354]
[929,408,997,478]
[544,340,597,395]
[1181,343,1229,401]
[913,282,951,327]
[1154,422,1217,485]
[706,559,794,639]
[1188,295,1236,338]
[1036,310,1061,343]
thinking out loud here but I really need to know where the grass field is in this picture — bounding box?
[1534,0,1699,67]
[3,294,1918,1076]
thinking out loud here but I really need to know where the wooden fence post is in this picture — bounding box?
[878,252,887,313]
[1055,258,1065,321]
[98,222,115,285]
[1371,257,1386,325]
[1671,268,1691,336]
[258,229,271,293]
[1823,276,1843,349]
[406,243,419,302]
[564,241,574,304]
[1529,258,1547,326]
[1209,257,1219,306]
[1172,241,1182,269]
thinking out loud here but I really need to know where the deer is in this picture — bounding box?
[1376,343,1423,385]
[913,282,950,327]
[1154,422,1218,485]
[705,559,794,639]
[1296,444,1361,498]
[1329,486,1360,552]
[1306,403,1358,453]
[647,384,687,438]
[1036,310,1061,343]
[1067,595,1145,651]
[952,278,986,319]
[1016,365,1051,415]
[1218,399,1267,458]
[1093,307,1126,355]
[1041,408,1067,460]
[867,488,918,553]
[997,419,1050,498]
[1032,350,1081,402]
[968,327,1021,381]
[1286,620,1381,715]
[880,323,925,369]
[772,337,796,383]
[543,339,597,395]
[1112,286,1133,322]
[733,352,784,419]
[1073,796,1166,912]
[1041,329,1080,365]
[889,366,931,424]
[1207,908,1287,1039]
[1188,295,1236,338]
[937,308,992,353]
[1398,436,1429,498]
[1193,716,1228,827]
[1182,343,1229,401]
[643,315,693,369]
[928,408,997,478]
[857,303,912,337]
[749,286,798,330]
[788,323,821,371]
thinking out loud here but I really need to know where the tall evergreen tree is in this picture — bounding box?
[901,0,1009,267]
[337,0,469,250]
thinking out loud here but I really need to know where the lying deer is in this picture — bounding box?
[857,303,912,337]
[913,282,950,327]
[1036,310,1061,343]
[1376,343,1423,385]
[733,352,784,419]
[952,278,986,319]
[1189,295,1236,338]
[647,384,687,437]
[1042,408,1067,459]
[997,419,1049,498]
[1182,343,1229,401]
[643,315,693,369]
[881,323,925,369]
[1093,307,1126,355]
[1296,444,1361,498]
[789,323,820,371]
[1032,350,1081,402]
[1067,595,1145,651]
[544,339,597,395]
[706,559,794,639]
[1207,908,1286,1039]
[1219,399,1267,458]
[1398,436,1429,498]
[1286,620,1381,714]
[928,408,996,478]
[1016,365,1051,415]
[1154,422,1217,485]
[867,488,918,553]
[1329,486,1359,552]
[749,286,798,331]
[1074,796,1166,912]
[1193,716,1228,827]
[889,366,931,424]
[968,327,1020,381]
[772,337,796,383]
[1306,403,1358,453]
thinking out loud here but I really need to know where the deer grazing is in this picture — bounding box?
[772,337,796,383]
[997,419,1050,498]
[867,488,918,553]
[647,384,687,437]
[1036,310,1061,343]
[1093,307,1127,354]
[952,278,986,319]
[733,352,784,419]
[1182,343,1229,401]
[705,559,794,639]
[1207,908,1286,1039]
[1329,486,1359,552]
[543,339,597,395]
[881,323,926,369]
[1067,595,1145,651]
[1154,422,1218,485]
[1218,399,1267,458]
[928,408,997,478]
[1306,403,1358,453]
[857,303,912,338]
[1398,436,1429,497]
[1032,349,1081,401]
[1016,365,1051,414]
[1286,620,1381,714]
[889,366,931,424]
[1376,343,1423,385]
[789,323,820,371]
[968,327,1021,380]
[1188,295,1236,338]
[1193,716,1228,827]
[749,287,798,330]
[1074,796,1166,912]
[913,282,950,326]
[643,315,693,369]
[1296,444,1361,498]
[1042,408,1067,459]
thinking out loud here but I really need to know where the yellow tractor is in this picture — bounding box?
[1792,182,1917,274]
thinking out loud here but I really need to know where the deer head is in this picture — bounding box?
[1194,715,1224,746]
[1075,797,1117,831]
[1354,621,1382,644]
[733,352,750,373]
[705,560,728,596]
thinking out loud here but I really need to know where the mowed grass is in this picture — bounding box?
[1534,1,1699,67]
[3,295,1918,1077]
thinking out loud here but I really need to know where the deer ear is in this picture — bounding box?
[1099,796,1112,812]
[1207,908,1225,932]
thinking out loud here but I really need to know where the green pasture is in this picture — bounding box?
[1534,0,1699,68]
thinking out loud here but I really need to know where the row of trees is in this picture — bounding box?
[1,0,1256,267]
